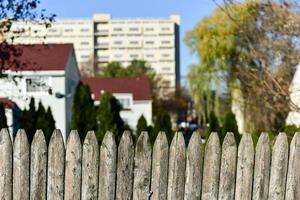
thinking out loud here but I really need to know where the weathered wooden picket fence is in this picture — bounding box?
[0,128,299,200]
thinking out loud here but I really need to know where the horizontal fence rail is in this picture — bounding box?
[0,128,299,200]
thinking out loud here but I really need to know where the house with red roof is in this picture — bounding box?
[0,44,80,141]
[82,76,152,130]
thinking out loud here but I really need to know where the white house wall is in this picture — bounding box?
[286,64,300,126]
[0,71,68,142]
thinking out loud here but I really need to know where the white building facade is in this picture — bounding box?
[0,44,80,142]
[9,14,180,93]
[82,76,152,130]
[286,64,300,126]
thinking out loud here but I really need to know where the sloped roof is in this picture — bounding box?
[82,76,152,101]
[1,43,73,71]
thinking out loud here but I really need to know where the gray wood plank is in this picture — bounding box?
[253,132,271,200]
[268,132,289,200]
[167,132,186,200]
[13,129,30,200]
[0,128,13,200]
[150,131,169,200]
[235,133,254,200]
[285,132,300,200]
[201,132,221,200]
[47,129,65,200]
[81,131,99,200]
[133,132,152,200]
[218,132,237,200]
[184,131,203,200]
[98,131,117,200]
[64,130,82,200]
[30,130,47,200]
[116,131,134,200]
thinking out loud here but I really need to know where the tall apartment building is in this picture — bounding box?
[9,14,180,92]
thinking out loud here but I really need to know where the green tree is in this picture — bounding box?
[21,98,37,142]
[0,102,7,128]
[20,98,56,143]
[71,82,96,142]
[136,114,148,140]
[185,1,300,133]
[153,111,173,144]
[96,92,126,143]
[35,102,55,144]
[221,112,240,143]
[207,111,220,138]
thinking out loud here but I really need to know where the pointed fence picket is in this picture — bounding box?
[252,132,271,200]
[0,128,299,200]
[150,131,169,200]
[184,131,203,200]
[64,130,82,200]
[235,133,254,200]
[98,131,117,200]
[116,131,134,200]
[30,130,47,200]
[133,132,152,200]
[167,132,186,200]
[201,132,221,200]
[13,129,29,200]
[81,131,99,200]
[218,132,237,200]
[47,129,65,200]
[268,133,289,200]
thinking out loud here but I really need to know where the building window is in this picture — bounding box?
[129,27,139,31]
[80,28,89,32]
[130,41,138,44]
[114,41,123,45]
[48,28,57,33]
[145,41,154,45]
[80,41,89,45]
[161,40,171,44]
[162,27,170,31]
[25,77,51,93]
[146,54,154,58]
[118,98,131,108]
[145,28,154,31]
[113,28,123,32]
[162,67,171,71]
[162,54,170,58]
[64,28,73,32]
[81,55,90,59]
[130,54,138,59]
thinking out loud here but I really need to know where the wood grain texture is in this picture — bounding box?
[235,133,254,200]
[81,131,99,200]
[151,132,169,200]
[184,132,203,200]
[30,130,47,200]
[253,133,271,200]
[13,130,29,200]
[285,132,300,200]
[268,132,289,200]
[98,132,117,200]
[64,130,82,200]
[167,132,186,200]
[201,132,221,200]
[0,128,12,200]
[47,130,65,200]
[116,131,134,200]
[133,132,152,200]
[218,132,237,200]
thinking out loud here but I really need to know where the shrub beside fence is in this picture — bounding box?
[0,128,300,200]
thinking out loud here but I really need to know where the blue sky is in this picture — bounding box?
[40,0,217,85]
